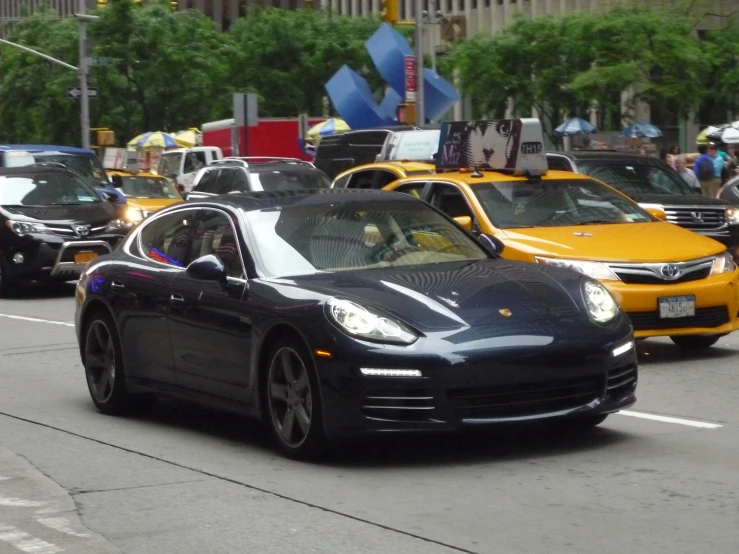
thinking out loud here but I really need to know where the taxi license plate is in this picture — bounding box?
[74,251,98,264]
[658,295,695,319]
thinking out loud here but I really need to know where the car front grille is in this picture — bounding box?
[606,256,714,285]
[360,391,435,422]
[627,306,729,330]
[447,375,604,420]
[606,364,637,399]
[47,225,108,238]
[664,206,727,232]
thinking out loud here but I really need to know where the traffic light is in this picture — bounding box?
[380,0,399,24]
[97,0,107,7]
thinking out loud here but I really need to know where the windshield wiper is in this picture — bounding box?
[572,219,624,225]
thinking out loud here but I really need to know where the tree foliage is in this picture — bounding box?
[0,0,382,145]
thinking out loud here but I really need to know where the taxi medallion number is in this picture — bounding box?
[658,295,696,319]
[74,251,98,264]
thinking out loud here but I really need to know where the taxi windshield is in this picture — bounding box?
[118,176,179,199]
[576,160,694,195]
[473,179,654,229]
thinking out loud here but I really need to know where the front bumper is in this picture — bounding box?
[313,325,636,440]
[604,271,739,338]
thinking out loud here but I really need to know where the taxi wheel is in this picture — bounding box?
[670,335,722,351]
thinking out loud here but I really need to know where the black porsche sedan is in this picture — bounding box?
[75,189,637,459]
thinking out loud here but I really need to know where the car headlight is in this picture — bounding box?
[105,219,128,232]
[711,251,736,274]
[535,257,620,281]
[726,207,739,225]
[582,279,619,324]
[326,298,418,345]
[5,220,51,236]
[125,207,144,223]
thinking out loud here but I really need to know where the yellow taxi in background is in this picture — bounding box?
[106,170,183,225]
[331,161,435,189]
[384,118,739,350]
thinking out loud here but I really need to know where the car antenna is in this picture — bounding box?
[471,166,484,178]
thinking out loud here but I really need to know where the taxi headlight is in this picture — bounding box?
[726,207,739,225]
[326,298,417,345]
[535,257,620,281]
[125,207,144,223]
[711,251,736,274]
[582,279,619,324]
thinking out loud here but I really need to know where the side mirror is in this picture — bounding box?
[453,215,473,232]
[111,174,124,189]
[478,233,505,256]
[101,191,117,202]
[644,206,666,221]
[186,254,227,287]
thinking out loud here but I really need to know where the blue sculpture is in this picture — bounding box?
[324,24,460,128]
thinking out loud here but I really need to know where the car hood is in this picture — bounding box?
[1,202,117,226]
[629,192,732,206]
[127,198,182,211]
[279,259,582,330]
[501,222,726,263]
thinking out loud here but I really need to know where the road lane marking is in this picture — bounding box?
[0,314,74,328]
[619,410,723,429]
[0,525,63,553]
[0,497,49,508]
[35,517,89,538]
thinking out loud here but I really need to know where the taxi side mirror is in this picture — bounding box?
[645,207,666,221]
[478,234,505,256]
[454,215,473,231]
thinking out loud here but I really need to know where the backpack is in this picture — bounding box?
[697,157,715,181]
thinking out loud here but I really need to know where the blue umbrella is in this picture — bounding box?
[553,117,597,137]
[622,121,662,139]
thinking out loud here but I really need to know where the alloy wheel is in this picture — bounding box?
[268,347,313,448]
[85,320,117,404]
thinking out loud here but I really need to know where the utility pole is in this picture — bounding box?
[77,0,92,150]
[414,0,425,126]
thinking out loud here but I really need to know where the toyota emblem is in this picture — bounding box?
[690,211,704,222]
[74,225,90,237]
[659,264,681,279]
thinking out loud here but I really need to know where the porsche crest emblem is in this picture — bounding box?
[499,309,512,317]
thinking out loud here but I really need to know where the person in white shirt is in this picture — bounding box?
[675,155,700,192]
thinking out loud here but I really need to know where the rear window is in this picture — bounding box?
[249,168,330,191]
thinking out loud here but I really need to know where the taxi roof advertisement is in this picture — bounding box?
[436,118,549,176]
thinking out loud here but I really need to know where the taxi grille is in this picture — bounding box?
[627,307,729,330]
[615,267,711,284]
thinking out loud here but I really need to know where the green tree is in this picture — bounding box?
[698,21,739,124]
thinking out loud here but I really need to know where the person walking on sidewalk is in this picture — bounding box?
[693,145,720,197]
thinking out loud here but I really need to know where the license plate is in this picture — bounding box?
[74,251,98,264]
[658,295,696,319]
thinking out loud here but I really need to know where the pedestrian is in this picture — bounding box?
[675,155,700,192]
[708,143,726,194]
[693,144,718,197]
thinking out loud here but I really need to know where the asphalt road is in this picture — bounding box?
[1,283,738,554]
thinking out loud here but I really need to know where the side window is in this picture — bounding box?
[376,170,401,189]
[213,168,240,194]
[394,182,427,199]
[139,210,197,268]
[333,174,351,188]
[430,183,474,219]
[231,169,250,191]
[547,156,573,171]
[346,170,377,189]
[190,210,245,279]
[193,151,207,169]
[194,169,219,193]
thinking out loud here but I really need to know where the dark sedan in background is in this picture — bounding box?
[75,189,637,459]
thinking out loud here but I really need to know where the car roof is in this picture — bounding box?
[0,144,95,155]
[548,151,654,162]
[396,169,591,185]
[0,165,76,177]
[106,169,162,178]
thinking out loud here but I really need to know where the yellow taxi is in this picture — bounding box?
[331,161,435,189]
[107,169,183,224]
[384,119,739,350]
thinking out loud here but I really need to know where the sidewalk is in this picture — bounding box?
[0,444,120,553]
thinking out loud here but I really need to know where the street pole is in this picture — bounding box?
[415,0,425,126]
[78,0,91,150]
[0,39,78,71]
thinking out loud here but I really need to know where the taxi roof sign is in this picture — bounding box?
[435,118,548,177]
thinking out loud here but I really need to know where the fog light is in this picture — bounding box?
[12,253,24,264]
[360,368,423,378]
[612,341,634,357]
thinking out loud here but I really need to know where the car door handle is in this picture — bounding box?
[170,293,185,305]
[111,280,125,290]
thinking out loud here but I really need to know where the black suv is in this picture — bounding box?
[0,164,129,295]
[547,151,739,257]
[186,157,331,201]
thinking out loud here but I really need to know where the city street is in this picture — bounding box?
[0,284,738,554]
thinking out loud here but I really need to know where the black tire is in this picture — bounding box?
[670,335,721,351]
[550,413,608,432]
[264,336,327,460]
[82,310,155,414]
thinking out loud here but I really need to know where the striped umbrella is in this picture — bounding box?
[307,118,350,140]
[127,131,186,149]
[622,121,663,139]
[553,117,597,137]
[174,128,202,148]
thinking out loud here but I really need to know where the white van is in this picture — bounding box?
[157,146,223,191]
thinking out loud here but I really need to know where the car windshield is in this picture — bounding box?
[245,196,488,277]
[118,176,180,199]
[473,178,653,229]
[249,167,331,191]
[0,172,101,206]
[577,160,694,195]
[158,154,181,176]
[3,151,110,186]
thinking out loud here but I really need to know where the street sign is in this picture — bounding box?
[89,57,114,66]
[404,55,417,102]
[68,87,99,99]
